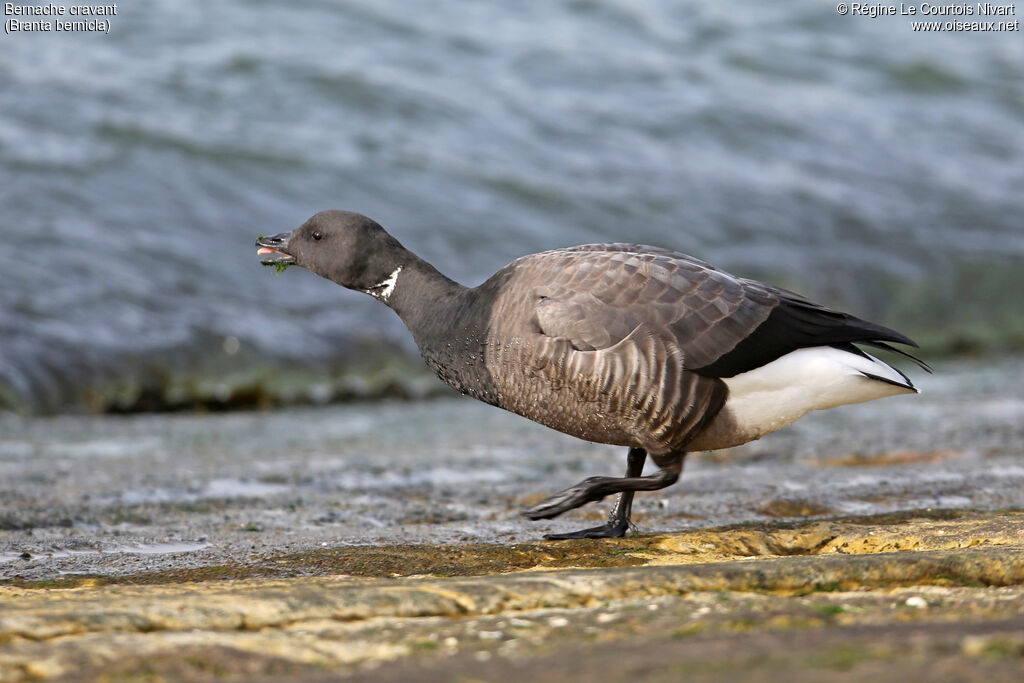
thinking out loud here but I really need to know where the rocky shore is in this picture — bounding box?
[3,510,1024,681]
[2,356,1023,680]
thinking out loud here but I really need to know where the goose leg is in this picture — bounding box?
[523,449,683,538]
[542,447,648,540]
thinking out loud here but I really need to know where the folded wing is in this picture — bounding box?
[525,243,923,378]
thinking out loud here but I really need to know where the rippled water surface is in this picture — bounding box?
[2,1,1023,412]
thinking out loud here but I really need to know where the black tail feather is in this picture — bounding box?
[695,292,931,378]
[857,340,933,373]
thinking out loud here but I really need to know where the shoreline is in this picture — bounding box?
[2,353,1023,581]
[3,510,1024,680]
[2,354,1022,678]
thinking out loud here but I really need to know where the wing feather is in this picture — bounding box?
[519,245,771,369]
[506,243,918,378]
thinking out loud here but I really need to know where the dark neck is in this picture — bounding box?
[383,253,498,403]
[384,252,468,337]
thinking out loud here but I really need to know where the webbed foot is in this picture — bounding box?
[520,476,611,520]
[543,517,633,540]
[522,447,682,540]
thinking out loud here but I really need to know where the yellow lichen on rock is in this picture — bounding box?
[3,511,1024,681]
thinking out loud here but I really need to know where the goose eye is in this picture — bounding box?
[312,231,323,241]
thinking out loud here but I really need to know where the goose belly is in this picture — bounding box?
[687,346,916,451]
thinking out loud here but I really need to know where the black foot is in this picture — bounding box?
[523,448,681,540]
[520,476,609,521]
[544,518,632,540]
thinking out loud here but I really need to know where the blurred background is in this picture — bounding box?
[2,0,1023,415]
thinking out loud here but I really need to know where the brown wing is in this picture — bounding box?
[511,243,920,377]
[519,244,776,371]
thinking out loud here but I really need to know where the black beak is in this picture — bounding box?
[255,231,296,266]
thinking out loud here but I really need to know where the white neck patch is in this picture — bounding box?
[364,265,402,302]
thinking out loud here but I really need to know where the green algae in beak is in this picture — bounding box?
[256,233,296,274]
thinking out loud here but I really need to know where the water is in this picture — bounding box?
[2,1,1022,413]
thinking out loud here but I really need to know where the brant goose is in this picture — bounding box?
[257,211,928,539]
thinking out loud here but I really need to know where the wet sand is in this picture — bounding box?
[1,354,1023,679]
